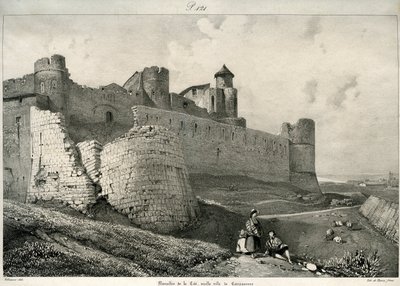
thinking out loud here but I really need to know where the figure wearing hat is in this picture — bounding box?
[245,209,263,253]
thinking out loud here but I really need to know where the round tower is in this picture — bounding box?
[288,118,315,173]
[214,64,234,88]
[142,66,170,109]
[288,118,321,194]
[34,54,69,112]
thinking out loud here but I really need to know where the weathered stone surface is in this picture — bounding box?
[360,196,399,243]
[99,125,200,233]
[28,107,96,212]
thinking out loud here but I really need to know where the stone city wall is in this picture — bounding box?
[360,196,399,243]
[2,97,37,202]
[132,105,290,183]
[28,107,96,212]
[76,140,103,183]
[3,74,35,98]
[99,125,200,233]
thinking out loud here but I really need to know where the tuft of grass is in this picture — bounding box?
[323,249,383,277]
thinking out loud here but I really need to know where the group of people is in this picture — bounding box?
[236,208,292,264]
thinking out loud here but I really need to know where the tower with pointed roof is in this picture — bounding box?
[214,64,234,88]
[213,64,238,118]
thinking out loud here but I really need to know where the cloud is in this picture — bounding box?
[303,17,321,40]
[68,38,76,49]
[302,79,318,103]
[327,75,359,109]
[84,36,93,45]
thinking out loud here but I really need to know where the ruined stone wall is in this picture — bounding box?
[132,106,290,183]
[76,140,103,183]
[28,107,96,212]
[360,196,399,243]
[99,125,200,233]
[3,97,37,202]
[3,74,35,98]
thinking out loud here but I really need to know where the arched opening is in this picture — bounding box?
[211,96,215,112]
[106,111,113,123]
[40,82,45,93]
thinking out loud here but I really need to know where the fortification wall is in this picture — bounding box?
[28,107,96,212]
[76,140,103,183]
[66,83,134,126]
[132,106,290,182]
[3,97,37,202]
[3,74,35,98]
[360,196,399,243]
[99,125,200,233]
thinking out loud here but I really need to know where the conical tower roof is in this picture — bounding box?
[214,64,234,78]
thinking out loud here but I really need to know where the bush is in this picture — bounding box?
[323,249,383,277]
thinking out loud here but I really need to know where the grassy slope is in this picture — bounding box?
[189,174,364,216]
[3,200,231,277]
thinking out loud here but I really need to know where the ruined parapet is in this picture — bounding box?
[281,118,321,194]
[142,66,170,110]
[360,196,399,243]
[28,107,96,212]
[99,125,200,233]
[33,55,70,112]
[76,140,103,183]
[3,74,35,98]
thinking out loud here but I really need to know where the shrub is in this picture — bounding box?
[323,249,383,277]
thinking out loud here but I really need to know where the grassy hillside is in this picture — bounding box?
[189,174,361,216]
[3,200,231,277]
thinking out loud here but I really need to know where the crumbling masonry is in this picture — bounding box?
[3,54,321,232]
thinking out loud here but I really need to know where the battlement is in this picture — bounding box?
[34,54,67,73]
[281,118,315,145]
[3,74,35,97]
[142,66,169,81]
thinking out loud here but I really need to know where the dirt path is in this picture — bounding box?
[224,255,328,277]
[258,205,360,219]
[255,199,322,206]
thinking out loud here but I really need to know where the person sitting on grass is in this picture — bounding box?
[265,230,292,264]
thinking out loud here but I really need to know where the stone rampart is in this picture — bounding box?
[76,140,103,183]
[132,105,290,183]
[360,196,399,243]
[28,107,96,212]
[99,125,200,233]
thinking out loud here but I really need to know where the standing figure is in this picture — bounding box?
[245,209,262,253]
[265,230,292,264]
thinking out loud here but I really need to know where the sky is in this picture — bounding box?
[3,15,398,176]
